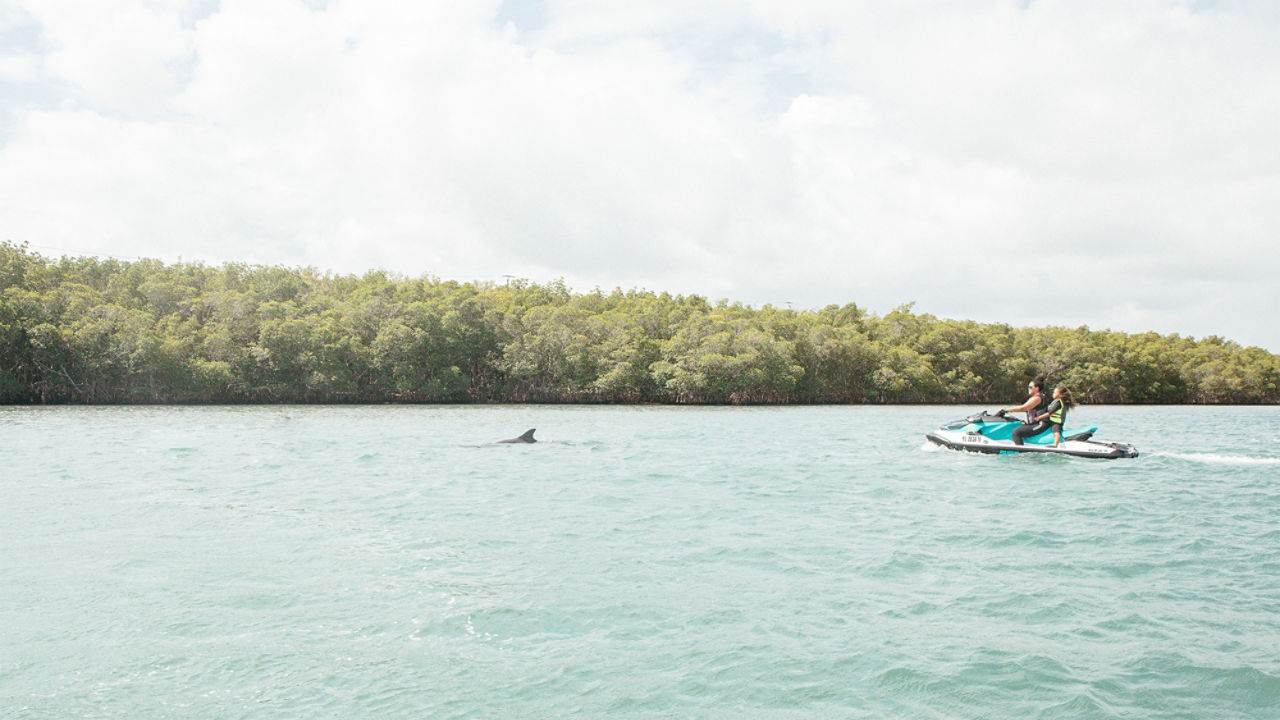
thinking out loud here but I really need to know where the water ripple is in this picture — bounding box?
[3,405,1279,718]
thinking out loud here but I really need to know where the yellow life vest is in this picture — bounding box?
[1048,399,1065,424]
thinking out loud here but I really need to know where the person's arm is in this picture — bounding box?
[1003,396,1039,414]
[1034,399,1061,422]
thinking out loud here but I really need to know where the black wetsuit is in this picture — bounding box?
[1011,392,1050,445]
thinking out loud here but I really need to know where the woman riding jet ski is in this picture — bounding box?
[925,379,1138,459]
[1003,378,1054,446]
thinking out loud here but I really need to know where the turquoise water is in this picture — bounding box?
[3,405,1279,719]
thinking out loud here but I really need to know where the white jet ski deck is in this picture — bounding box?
[926,410,1138,459]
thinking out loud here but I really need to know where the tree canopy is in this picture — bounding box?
[2,242,1276,404]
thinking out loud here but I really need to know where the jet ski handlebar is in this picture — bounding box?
[965,409,1017,423]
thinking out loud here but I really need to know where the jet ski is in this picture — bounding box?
[926,410,1138,459]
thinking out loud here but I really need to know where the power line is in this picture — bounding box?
[17,242,147,262]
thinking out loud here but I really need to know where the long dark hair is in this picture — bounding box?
[1055,385,1077,410]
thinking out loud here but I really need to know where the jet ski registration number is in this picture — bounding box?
[965,433,985,443]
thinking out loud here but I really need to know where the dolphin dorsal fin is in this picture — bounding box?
[520,428,536,441]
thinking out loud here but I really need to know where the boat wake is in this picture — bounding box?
[1154,451,1280,467]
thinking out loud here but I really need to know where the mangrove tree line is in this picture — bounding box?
[1,242,1276,404]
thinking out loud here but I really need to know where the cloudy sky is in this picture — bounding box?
[1,0,1278,350]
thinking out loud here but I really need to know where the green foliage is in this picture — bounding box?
[1,241,1276,404]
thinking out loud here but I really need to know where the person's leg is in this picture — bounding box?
[1012,423,1032,445]
[1013,421,1049,445]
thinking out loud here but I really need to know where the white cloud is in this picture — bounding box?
[0,0,1278,349]
[0,54,37,83]
[16,0,194,111]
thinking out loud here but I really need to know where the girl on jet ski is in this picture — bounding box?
[1034,385,1077,448]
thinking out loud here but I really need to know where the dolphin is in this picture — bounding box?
[498,428,537,444]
